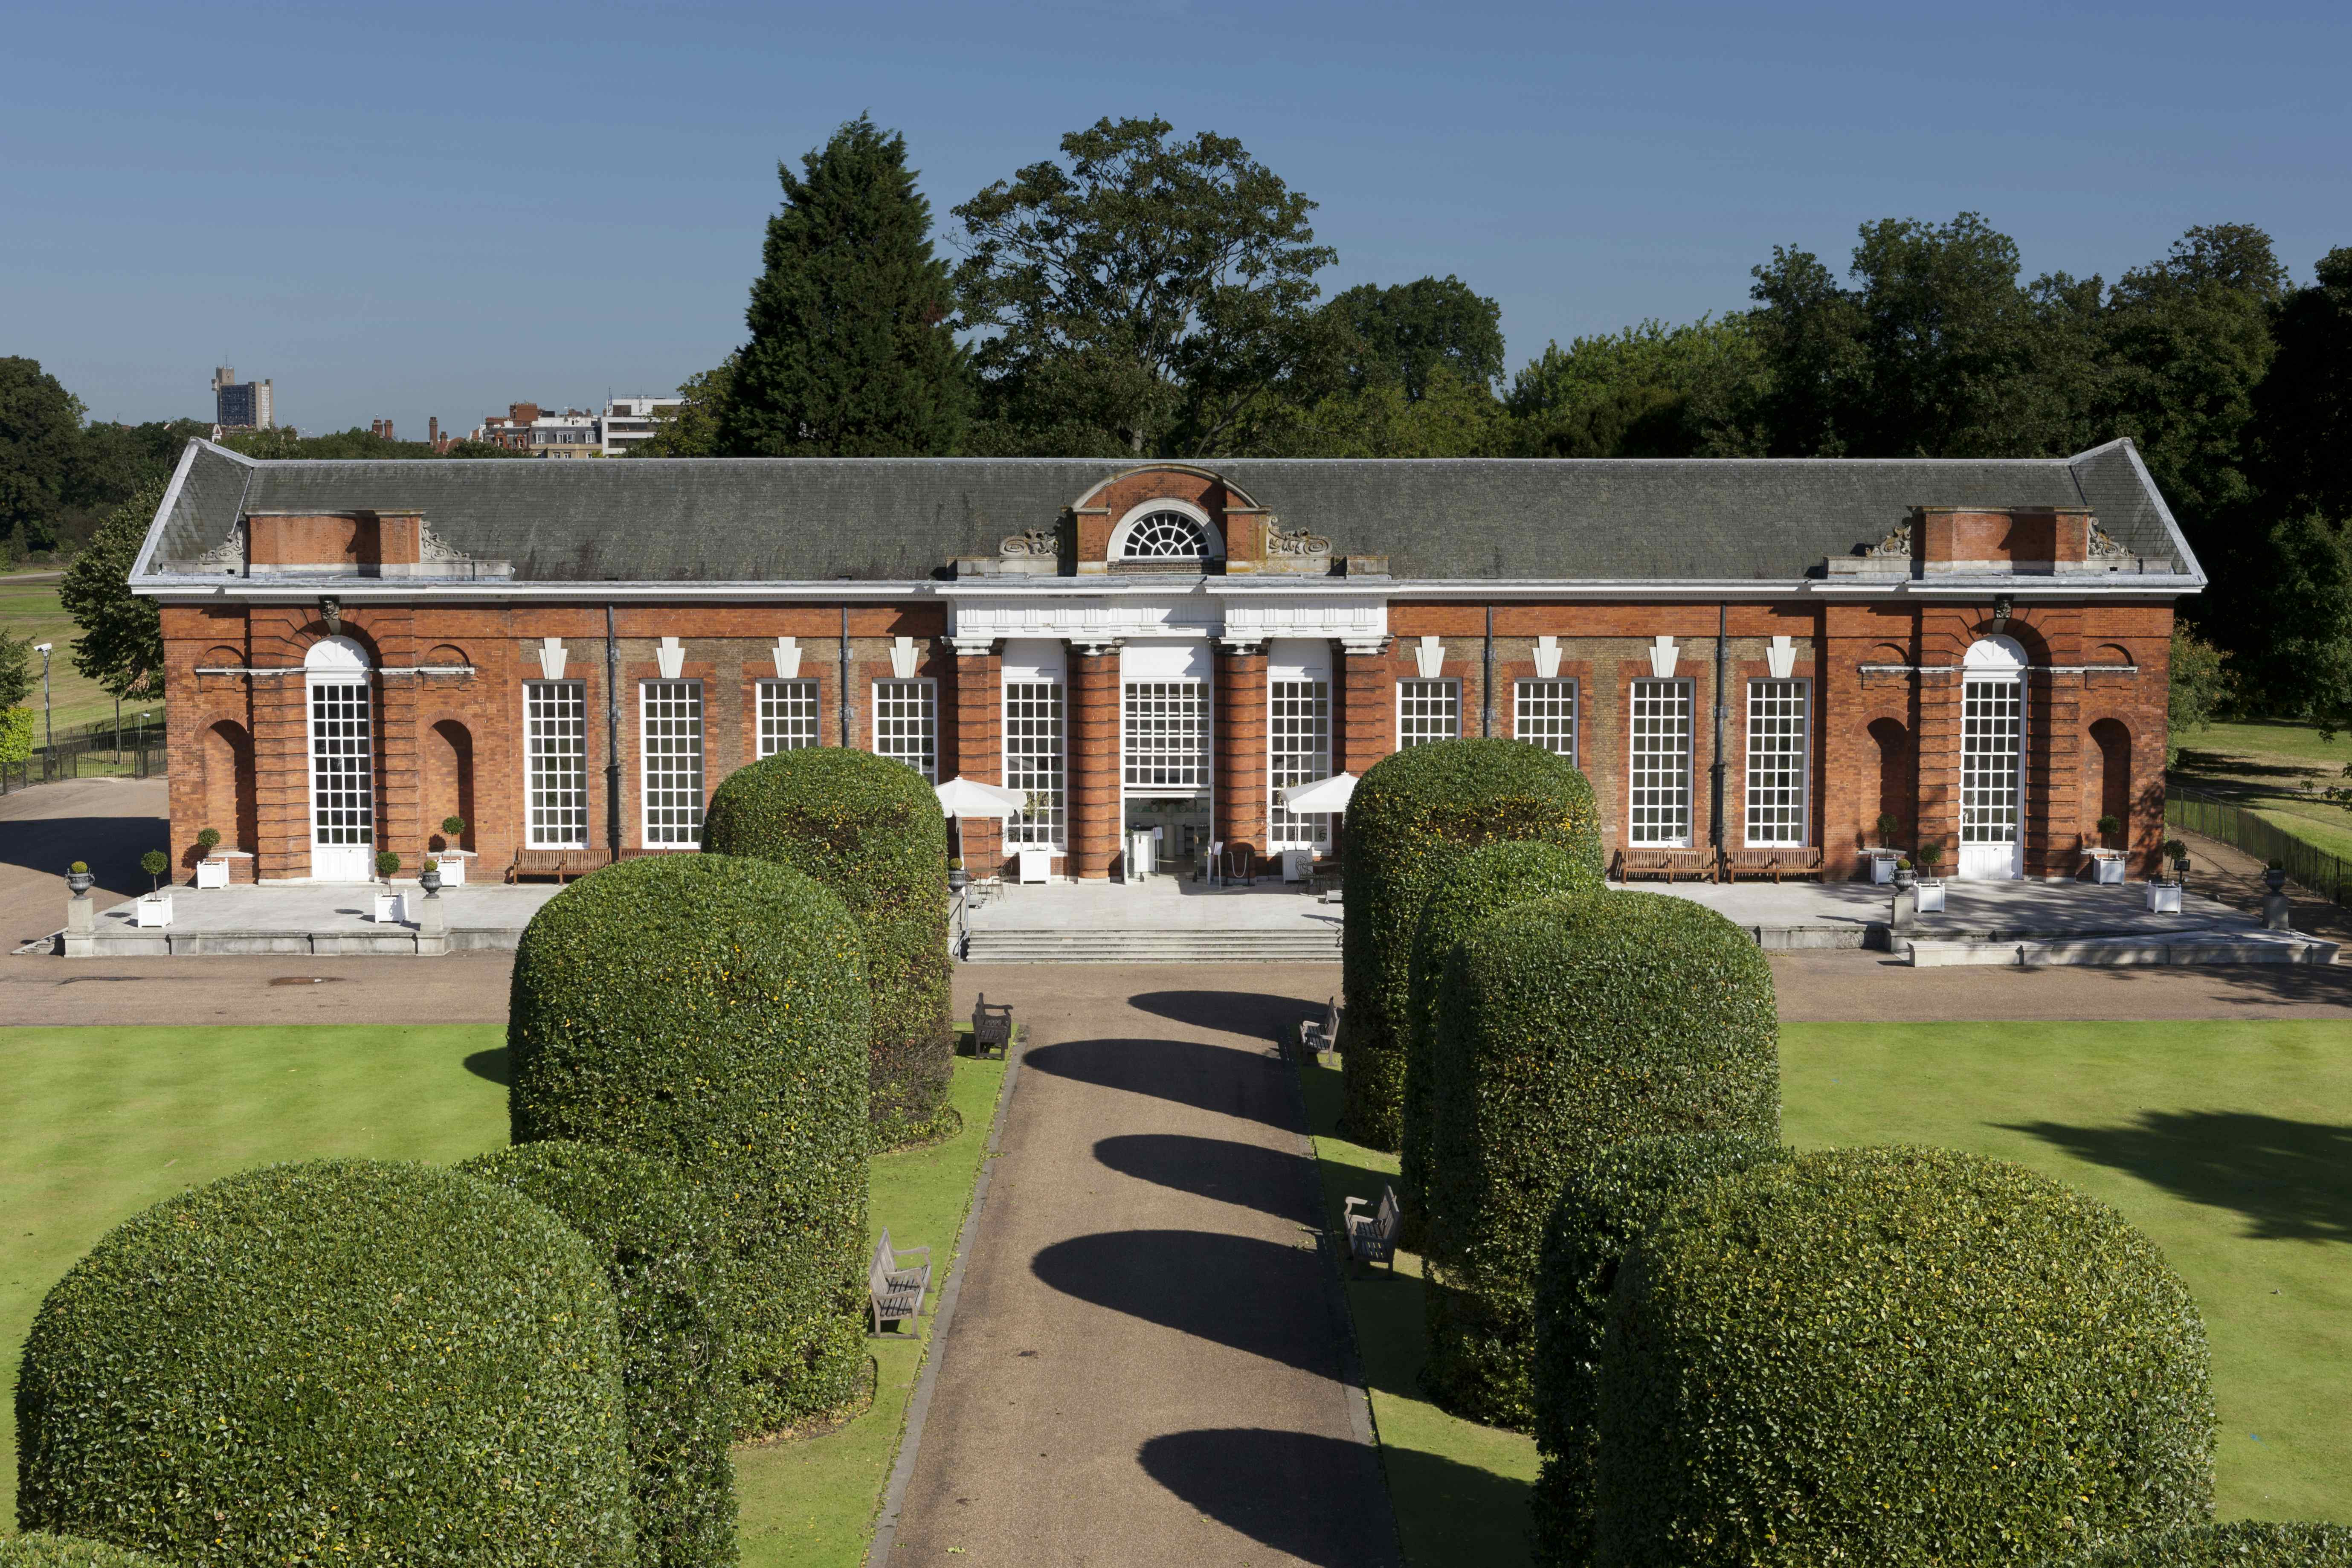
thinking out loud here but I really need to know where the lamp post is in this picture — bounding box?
[33,643,52,771]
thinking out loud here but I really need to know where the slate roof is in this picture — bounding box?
[137,438,2197,588]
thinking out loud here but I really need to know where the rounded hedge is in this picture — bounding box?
[16,1160,632,1566]
[508,851,872,1436]
[0,1537,167,1567]
[704,746,953,1148]
[457,1140,737,1568]
[1340,738,1603,1150]
[1422,891,1778,1428]
[1595,1146,2215,1568]
[1530,1133,1788,1568]
[1399,839,1602,1246]
[2046,1523,2352,1567]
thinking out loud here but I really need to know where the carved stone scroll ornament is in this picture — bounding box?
[1263,518,1331,558]
[1856,521,1912,561]
[419,522,467,562]
[192,522,246,574]
[999,526,1058,558]
[2087,520,2130,561]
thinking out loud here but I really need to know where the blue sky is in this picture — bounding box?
[4,1,2346,435]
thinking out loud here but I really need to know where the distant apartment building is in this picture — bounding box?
[211,368,274,430]
[470,403,602,459]
[601,396,682,457]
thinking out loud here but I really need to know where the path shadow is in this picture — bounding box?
[464,1046,510,1086]
[1030,1229,1340,1376]
[2001,1110,2352,1243]
[1023,1037,1287,1124]
[1129,988,1330,1036]
[1093,1133,1313,1220]
[1137,1428,1401,1568]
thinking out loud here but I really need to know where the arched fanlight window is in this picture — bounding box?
[1122,511,1212,559]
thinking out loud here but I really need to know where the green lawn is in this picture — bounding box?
[2173,719,2352,864]
[1300,1019,2352,1567]
[0,573,159,738]
[0,1023,1005,1560]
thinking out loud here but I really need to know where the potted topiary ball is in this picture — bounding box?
[373,851,404,924]
[194,827,229,889]
[1868,814,1902,884]
[136,850,173,928]
[1913,842,1946,912]
[2090,814,2127,883]
[431,816,472,885]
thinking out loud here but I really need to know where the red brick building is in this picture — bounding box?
[132,438,2198,885]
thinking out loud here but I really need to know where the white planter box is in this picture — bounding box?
[135,894,173,928]
[2147,881,2183,913]
[1869,853,1899,884]
[195,858,230,890]
[1914,879,1946,913]
[373,891,406,925]
[2092,852,2127,885]
[1017,847,1053,885]
[431,851,472,887]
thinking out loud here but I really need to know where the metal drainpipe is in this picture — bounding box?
[1482,605,1495,737]
[839,602,851,747]
[1709,601,1728,854]
[605,606,622,859]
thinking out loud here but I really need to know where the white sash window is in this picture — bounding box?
[757,678,820,756]
[641,680,704,846]
[1269,678,1333,849]
[1004,681,1065,847]
[525,681,589,849]
[1514,679,1578,764]
[1397,678,1460,748]
[874,679,937,780]
[1743,679,1809,847]
[1629,678,1693,846]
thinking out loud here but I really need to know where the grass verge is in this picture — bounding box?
[0,574,165,736]
[0,1023,1008,1561]
[1294,1049,1538,1568]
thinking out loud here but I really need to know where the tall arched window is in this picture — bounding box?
[1959,635,2027,880]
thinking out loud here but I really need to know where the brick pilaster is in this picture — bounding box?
[1070,645,1120,881]
[1337,645,1394,777]
[1215,641,1269,864]
[954,646,1004,875]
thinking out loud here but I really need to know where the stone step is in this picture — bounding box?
[1904,928,2340,967]
[963,928,1341,964]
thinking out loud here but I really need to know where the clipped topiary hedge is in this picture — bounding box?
[508,851,871,1436]
[1422,891,1777,1428]
[1531,1133,1787,1568]
[1596,1145,2215,1568]
[16,1160,632,1567]
[0,1537,168,1566]
[703,745,953,1147]
[1340,738,1603,1150]
[2046,1523,2352,1566]
[1399,838,1601,1245]
[457,1140,737,1568]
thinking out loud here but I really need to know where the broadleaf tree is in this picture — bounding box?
[952,116,1342,458]
[1328,275,1505,400]
[58,479,168,703]
[722,115,969,457]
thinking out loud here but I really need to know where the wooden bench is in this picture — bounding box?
[1720,847,1826,884]
[1299,997,1340,1059]
[1344,1184,1401,1269]
[506,847,614,884]
[867,1228,932,1334]
[1611,847,1715,883]
[972,994,1014,1060]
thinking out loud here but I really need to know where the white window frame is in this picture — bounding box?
[1268,678,1334,851]
[757,678,820,757]
[1003,679,1066,849]
[1108,496,1225,562]
[640,679,705,847]
[1397,678,1461,749]
[873,678,938,780]
[1514,678,1578,765]
[306,675,374,877]
[1743,678,1810,848]
[1122,679,1211,794]
[524,679,589,849]
[1628,678,1694,847]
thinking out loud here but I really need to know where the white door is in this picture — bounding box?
[1958,637,2026,881]
[306,637,375,880]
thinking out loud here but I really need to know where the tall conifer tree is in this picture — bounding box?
[723,116,969,456]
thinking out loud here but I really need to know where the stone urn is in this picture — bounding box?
[64,869,94,897]
[2264,867,2288,894]
[420,864,444,896]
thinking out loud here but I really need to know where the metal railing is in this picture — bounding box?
[2165,786,2352,906]
[0,731,168,795]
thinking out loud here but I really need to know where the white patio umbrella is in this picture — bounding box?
[933,776,1028,865]
[1277,772,1359,814]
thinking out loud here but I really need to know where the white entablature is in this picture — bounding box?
[946,588,1387,655]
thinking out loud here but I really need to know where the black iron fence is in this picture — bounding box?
[0,725,168,795]
[2165,787,2352,906]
